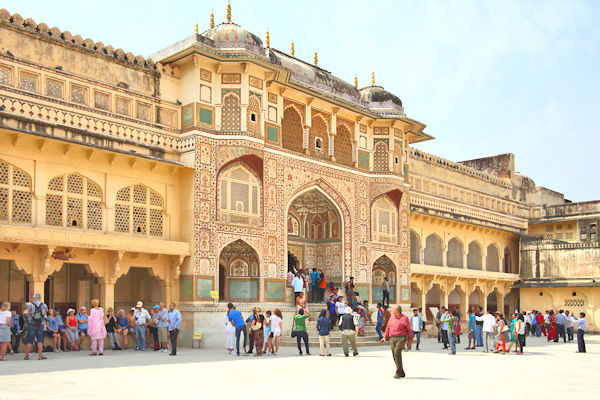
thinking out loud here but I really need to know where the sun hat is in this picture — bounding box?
[345,306,353,314]
[153,304,160,309]
[67,308,75,314]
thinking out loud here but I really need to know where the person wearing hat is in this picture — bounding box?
[133,301,151,351]
[25,293,48,360]
[65,309,79,351]
[338,306,359,357]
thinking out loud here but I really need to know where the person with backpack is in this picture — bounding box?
[445,311,459,355]
[25,293,48,360]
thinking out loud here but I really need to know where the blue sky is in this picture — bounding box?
[5,0,599,201]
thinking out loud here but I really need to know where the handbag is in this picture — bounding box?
[291,316,297,338]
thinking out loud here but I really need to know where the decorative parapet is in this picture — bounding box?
[410,148,511,188]
[0,9,160,73]
[520,239,600,251]
[530,200,600,221]
[410,191,528,231]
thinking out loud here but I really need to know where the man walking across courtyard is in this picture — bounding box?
[409,308,423,350]
[381,305,412,379]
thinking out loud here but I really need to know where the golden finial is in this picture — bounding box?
[314,50,318,66]
[266,30,270,48]
[354,75,358,88]
[226,1,232,23]
[291,40,295,57]
[371,72,375,85]
[210,11,214,28]
[194,21,199,34]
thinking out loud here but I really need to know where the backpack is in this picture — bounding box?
[452,319,461,335]
[31,303,44,326]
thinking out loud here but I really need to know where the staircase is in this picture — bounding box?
[279,305,384,348]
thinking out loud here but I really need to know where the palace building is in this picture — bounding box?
[0,6,597,345]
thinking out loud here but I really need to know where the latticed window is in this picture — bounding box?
[0,160,33,224]
[371,195,397,244]
[94,91,110,111]
[46,79,64,99]
[19,71,38,92]
[0,65,12,86]
[219,164,261,227]
[114,184,163,237]
[45,173,103,230]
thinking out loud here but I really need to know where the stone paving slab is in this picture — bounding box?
[0,335,598,400]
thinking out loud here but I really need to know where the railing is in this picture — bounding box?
[530,201,600,219]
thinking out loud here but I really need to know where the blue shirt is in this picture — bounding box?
[441,312,451,330]
[117,316,129,329]
[56,315,65,327]
[157,308,169,328]
[46,316,58,331]
[228,309,245,328]
[76,313,88,329]
[377,309,384,324]
[310,271,318,286]
[573,317,586,331]
[316,316,331,336]
[468,314,476,330]
[167,309,182,331]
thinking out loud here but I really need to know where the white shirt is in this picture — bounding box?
[411,316,421,332]
[476,313,497,333]
[292,277,304,292]
[269,315,282,333]
[224,317,235,333]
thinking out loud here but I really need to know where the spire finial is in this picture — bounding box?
[226,1,232,23]
[371,72,375,85]
[195,21,199,34]
[266,30,270,48]
[314,50,318,66]
[354,75,358,88]
[210,10,214,28]
[291,40,295,57]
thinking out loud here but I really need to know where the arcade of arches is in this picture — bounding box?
[409,214,520,321]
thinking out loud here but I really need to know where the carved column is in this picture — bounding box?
[303,128,310,154]
[329,134,335,161]
[100,279,115,311]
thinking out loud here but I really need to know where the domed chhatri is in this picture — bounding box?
[360,85,404,115]
[201,23,263,48]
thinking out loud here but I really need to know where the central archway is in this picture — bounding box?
[287,188,343,297]
[219,239,260,302]
[371,255,397,303]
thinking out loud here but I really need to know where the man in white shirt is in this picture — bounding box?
[475,310,497,353]
[571,312,586,353]
[291,273,304,305]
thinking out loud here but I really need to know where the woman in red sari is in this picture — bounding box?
[547,311,557,342]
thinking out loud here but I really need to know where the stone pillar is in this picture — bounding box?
[303,128,310,154]
[258,276,265,303]
[28,278,46,303]
[482,290,489,313]
[463,252,468,269]
[496,292,505,315]
[100,280,115,311]
[442,247,447,268]
[329,134,335,161]
[420,291,427,320]
[460,290,469,321]
[240,105,248,132]
[161,281,173,307]
[439,287,449,308]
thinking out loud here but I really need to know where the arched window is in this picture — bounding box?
[222,92,241,131]
[114,184,163,236]
[281,106,304,153]
[393,143,403,174]
[309,115,329,160]
[0,160,32,224]
[287,215,299,236]
[219,163,261,227]
[334,124,353,167]
[467,241,483,270]
[373,141,389,172]
[371,195,397,244]
[247,94,261,135]
[486,244,500,271]
[447,237,464,268]
[424,234,443,266]
[410,230,420,264]
[46,173,103,230]
[503,248,512,273]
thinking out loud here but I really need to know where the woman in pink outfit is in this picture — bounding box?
[87,299,107,356]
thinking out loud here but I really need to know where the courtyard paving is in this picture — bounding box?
[0,335,598,399]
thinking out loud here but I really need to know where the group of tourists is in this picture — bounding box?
[225,303,283,356]
[433,306,589,355]
[0,293,182,361]
[288,267,328,303]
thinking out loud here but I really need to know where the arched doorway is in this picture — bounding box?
[115,267,161,311]
[372,255,396,304]
[287,189,342,287]
[219,240,260,302]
